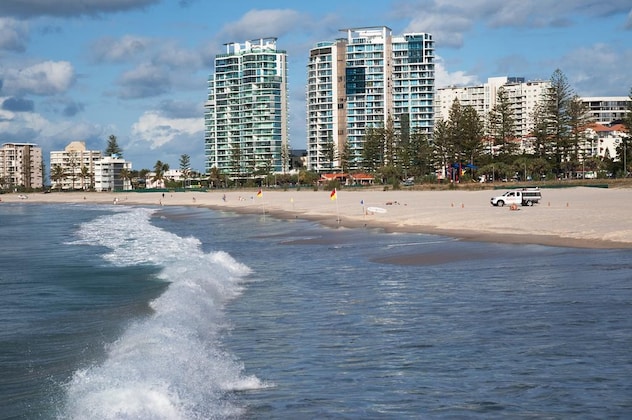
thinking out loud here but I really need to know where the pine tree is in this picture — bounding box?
[617,87,632,176]
[105,134,123,157]
[542,69,575,177]
[488,86,517,160]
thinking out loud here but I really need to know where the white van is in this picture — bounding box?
[490,188,541,207]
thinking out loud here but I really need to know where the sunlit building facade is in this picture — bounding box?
[93,155,132,192]
[0,142,43,190]
[205,38,289,177]
[581,96,631,124]
[435,76,550,138]
[306,26,435,171]
[50,141,102,190]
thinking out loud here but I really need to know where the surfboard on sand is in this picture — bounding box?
[366,206,387,214]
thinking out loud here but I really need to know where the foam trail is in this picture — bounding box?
[61,208,263,419]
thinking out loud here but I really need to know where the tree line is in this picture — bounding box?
[49,135,199,191]
[48,69,632,191]
[356,69,632,184]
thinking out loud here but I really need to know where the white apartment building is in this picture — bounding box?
[0,142,43,190]
[50,141,102,190]
[579,99,630,165]
[582,123,627,160]
[94,155,132,192]
[205,38,289,177]
[437,79,631,137]
[145,169,186,189]
[435,76,550,138]
[306,26,435,171]
[306,39,347,171]
[581,96,630,124]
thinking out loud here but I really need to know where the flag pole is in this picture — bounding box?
[257,189,265,219]
[335,189,340,223]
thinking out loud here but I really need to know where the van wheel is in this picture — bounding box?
[526,200,534,206]
[497,200,505,207]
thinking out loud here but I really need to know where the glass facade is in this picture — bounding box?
[205,38,289,177]
[306,26,434,171]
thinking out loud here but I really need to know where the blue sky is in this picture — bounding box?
[0,0,630,173]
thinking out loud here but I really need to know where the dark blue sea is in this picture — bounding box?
[1,202,631,419]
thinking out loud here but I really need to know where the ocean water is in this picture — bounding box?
[0,202,631,419]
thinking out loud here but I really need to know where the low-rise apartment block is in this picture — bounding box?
[50,141,102,190]
[94,155,132,192]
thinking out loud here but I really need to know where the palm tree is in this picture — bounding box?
[68,152,79,190]
[152,160,169,188]
[80,166,92,190]
[0,176,9,192]
[138,168,150,189]
[119,167,131,191]
[50,164,66,191]
[207,167,223,188]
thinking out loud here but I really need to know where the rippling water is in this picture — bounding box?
[1,203,630,418]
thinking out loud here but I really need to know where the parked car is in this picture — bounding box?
[490,188,541,207]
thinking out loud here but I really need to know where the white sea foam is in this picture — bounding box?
[61,207,261,419]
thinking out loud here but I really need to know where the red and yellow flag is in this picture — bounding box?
[256,189,262,198]
[330,188,337,200]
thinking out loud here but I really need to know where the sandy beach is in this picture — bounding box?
[2,186,631,249]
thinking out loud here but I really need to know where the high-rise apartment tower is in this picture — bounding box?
[205,38,289,178]
[306,26,434,171]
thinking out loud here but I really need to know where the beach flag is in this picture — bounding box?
[256,189,262,198]
[330,188,337,200]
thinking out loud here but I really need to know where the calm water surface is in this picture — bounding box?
[0,203,630,419]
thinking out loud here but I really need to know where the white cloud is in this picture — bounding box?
[1,60,75,95]
[0,0,158,18]
[218,9,309,41]
[131,110,203,149]
[0,101,105,153]
[154,42,203,69]
[117,63,170,99]
[404,10,470,48]
[399,0,632,48]
[90,35,150,63]
[557,43,632,96]
[0,18,28,51]
[434,56,479,88]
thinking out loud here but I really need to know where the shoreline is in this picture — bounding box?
[198,199,632,250]
[2,187,631,249]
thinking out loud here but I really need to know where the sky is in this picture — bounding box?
[0,0,630,173]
